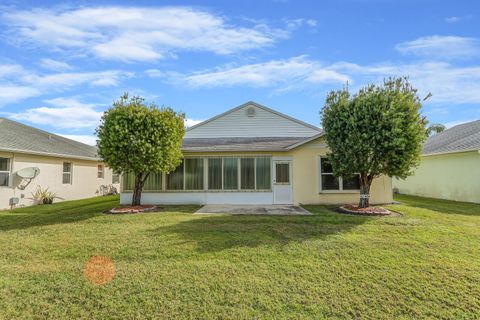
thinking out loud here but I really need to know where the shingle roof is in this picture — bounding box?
[182,137,311,152]
[423,120,480,155]
[0,118,98,160]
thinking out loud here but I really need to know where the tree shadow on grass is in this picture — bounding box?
[148,206,371,253]
[394,194,480,217]
[0,196,119,232]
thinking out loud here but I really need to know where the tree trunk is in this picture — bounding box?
[131,173,148,206]
[358,173,373,208]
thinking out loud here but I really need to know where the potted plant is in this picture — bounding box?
[31,186,58,205]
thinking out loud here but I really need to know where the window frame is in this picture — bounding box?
[112,172,120,184]
[62,162,72,185]
[97,164,104,179]
[319,157,360,193]
[0,157,12,187]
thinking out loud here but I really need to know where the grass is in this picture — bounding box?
[0,195,479,319]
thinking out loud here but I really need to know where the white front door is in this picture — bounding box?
[273,160,293,204]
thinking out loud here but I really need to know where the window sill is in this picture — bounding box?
[319,190,360,194]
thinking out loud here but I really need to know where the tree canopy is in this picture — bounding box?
[96,94,185,205]
[321,77,427,207]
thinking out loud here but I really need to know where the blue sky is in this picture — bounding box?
[0,0,479,144]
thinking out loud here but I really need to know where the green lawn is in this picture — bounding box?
[1,195,479,319]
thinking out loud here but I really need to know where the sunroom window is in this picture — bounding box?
[320,158,360,191]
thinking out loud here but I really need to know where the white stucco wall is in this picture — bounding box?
[0,151,120,210]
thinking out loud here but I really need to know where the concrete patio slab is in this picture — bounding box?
[195,205,311,215]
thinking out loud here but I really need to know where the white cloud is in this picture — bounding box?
[20,70,133,88]
[3,6,286,62]
[39,58,73,71]
[445,16,461,23]
[0,85,40,105]
[171,56,350,88]
[330,61,480,104]
[57,134,97,145]
[145,69,163,78]
[0,62,131,106]
[184,118,203,128]
[10,97,103,129]
[395,35,479,59]
[306,19,317,27]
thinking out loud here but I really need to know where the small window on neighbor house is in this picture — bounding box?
[97,165,104,178]
[112,172,120,184]
[62,162,72,184]
[0,157,11,187]
[320,158,360,191]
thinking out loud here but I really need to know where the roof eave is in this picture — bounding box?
[0,148,100,161]
[284,132,324,150]
[422,148,480,157]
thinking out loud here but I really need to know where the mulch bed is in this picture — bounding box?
[106,205,162,214]
[338,204,400,217]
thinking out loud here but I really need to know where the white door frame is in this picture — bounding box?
[272,157,293,204]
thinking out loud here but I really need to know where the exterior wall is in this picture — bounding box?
[290,138,393,205]
[393,151,480,203]
[0,151,120,210]
[185,103,320,138]
[120,136,393,205]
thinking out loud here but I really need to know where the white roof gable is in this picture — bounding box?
[185,101,321,138]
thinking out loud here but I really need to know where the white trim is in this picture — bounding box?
[319,157,360,193]
[285,132,324,150]
[0,148,98,161]
[0,156,12,188]
[186,101,321,132]
[422,149,480,157]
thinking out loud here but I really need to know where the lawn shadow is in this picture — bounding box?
[0,196,119,232]
[394,194,480,217]
[149,206,371,253]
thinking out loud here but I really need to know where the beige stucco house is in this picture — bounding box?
[120,102,393,206]
[394,120,480,203]
[0,118,120,210]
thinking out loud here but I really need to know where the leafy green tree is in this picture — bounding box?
[426,123,446,136]
[97,94,185,205]
[321,78,427,208]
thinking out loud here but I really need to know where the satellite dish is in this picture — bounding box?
[17,167,40,179]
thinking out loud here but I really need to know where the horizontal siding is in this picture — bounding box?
[186,104,320,138]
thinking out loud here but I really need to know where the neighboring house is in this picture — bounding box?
[120,101,393,205]
[0,118,120,210]
[394,120,480,203]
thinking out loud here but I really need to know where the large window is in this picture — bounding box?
[122,157,272,192]
[240,158,255,190]
[166,161,184,190]
[122,172,163,191]
[62,162,72,184]
[0,157,11,187]
[223,158,238,190]
[185,158,204,190]
[208,158,222,190]
[320,158,360,191]
[256,157,271,190]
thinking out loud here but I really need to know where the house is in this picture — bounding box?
[0,118,120,210]
[120,102,393,205]
[394,120,480,203]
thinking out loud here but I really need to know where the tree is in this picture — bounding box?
[96,94,185,206]
[426,123,446,136]
[321,77,427,208]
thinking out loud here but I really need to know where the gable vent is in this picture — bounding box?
[246,106,256,117]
